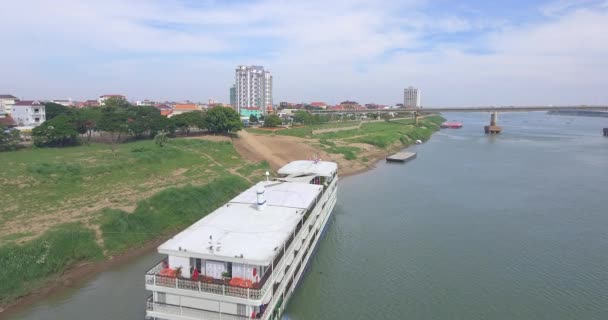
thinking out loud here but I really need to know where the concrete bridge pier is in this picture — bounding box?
[484,112,502,134]
[603,127,608,136]
[414,111,419,126]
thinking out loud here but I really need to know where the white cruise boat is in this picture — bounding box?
[145,160,338,320]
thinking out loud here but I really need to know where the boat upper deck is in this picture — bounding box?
[277,160,338,177]
[158,180,323,265]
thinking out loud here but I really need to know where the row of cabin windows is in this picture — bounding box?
[189,258,269,280]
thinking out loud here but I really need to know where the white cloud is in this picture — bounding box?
[0,0,606,105]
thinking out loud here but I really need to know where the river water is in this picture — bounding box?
[8,112,608,320]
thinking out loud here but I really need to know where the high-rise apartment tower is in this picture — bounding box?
[235,65,273,115]
[404,86,421,109]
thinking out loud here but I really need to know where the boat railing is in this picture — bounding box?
[146,295,257,319]
[146,259,272,300]
[145,178,333,301]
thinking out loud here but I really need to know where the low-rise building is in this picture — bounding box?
[171,103,202,116]
[83,100,101,107]
[0,113,16,128]
[51,99,73,107]
[12,100,46,127]
[0,94,19,114]
[240,107,262,118]
[309,102,327,109]
[136,99,155,106]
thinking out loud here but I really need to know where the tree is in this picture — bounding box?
[73,107,101,143]
[127,106,165,138]
[32,115,79,147]
[172,111,206,135]
[0,125,21,151]
[97,106,129,154]
[263,114,282,127]
[205,106,243,133]
[44,102,73,120]
[294,110,313,125]
[249,114,258,124]
[154,131,168,147]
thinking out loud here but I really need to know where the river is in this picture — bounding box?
[8,112,608,320]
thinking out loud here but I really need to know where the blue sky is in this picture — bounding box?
[1,0,607,106]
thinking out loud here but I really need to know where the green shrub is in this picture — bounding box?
[0,224,102,304]
[101,175,250,252]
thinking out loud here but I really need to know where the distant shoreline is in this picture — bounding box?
[547,110,608,118]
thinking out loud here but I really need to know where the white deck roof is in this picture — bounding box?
[158,181,323,265]
[277,160,337,177]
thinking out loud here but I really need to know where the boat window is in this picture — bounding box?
[237,304,247,316]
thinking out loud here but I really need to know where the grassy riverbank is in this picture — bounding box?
[0,138,265,306]
[0,116,443,308]
[250,115,444,161]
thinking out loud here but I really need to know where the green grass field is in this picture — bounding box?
[246,117,443,150]
[0,137,268,306]
[246,121,362,138]
[0,139,255,227]
[100,175,250,253]
[315,116,443,148]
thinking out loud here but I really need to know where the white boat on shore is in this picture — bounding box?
[145,160,338,320]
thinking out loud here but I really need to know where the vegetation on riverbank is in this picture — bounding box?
[0,137,270,307]
[247,115,444,160]
[0,224,103,305]
[22,99,242,149]
[101,175,250,253]
[0,115,444,309]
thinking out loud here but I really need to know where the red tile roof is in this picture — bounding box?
[310,102,326,107]
[173,104,200,111]
[160,110,173,116]
[0,114,16,127]
[14,100,42,106]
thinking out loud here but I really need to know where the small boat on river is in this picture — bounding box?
[441,121,463,129]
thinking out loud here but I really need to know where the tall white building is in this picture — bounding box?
[404,86,421,109]
[235,65,273,115]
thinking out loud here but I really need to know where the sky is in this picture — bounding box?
[1,0,608,106]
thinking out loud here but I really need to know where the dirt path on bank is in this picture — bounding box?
[233,130,379,176]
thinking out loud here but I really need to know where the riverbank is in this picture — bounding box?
[547,110,608,118]
[235,116,444,176]
[0,116,443,315]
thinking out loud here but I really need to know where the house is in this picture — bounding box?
[171,103,202,116]
[266,104,274,114]
[309,102,327,109]
[98,94,127,105]
[0,113,16,128]
[160,109,173,117]
[136,99,155,106]
[239,107,262,118]
[51,99,73,107]
[83,100,101,107]
[0,94,19,114]
[11,100,46,127]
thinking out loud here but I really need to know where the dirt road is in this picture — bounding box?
[233,130,376,176]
